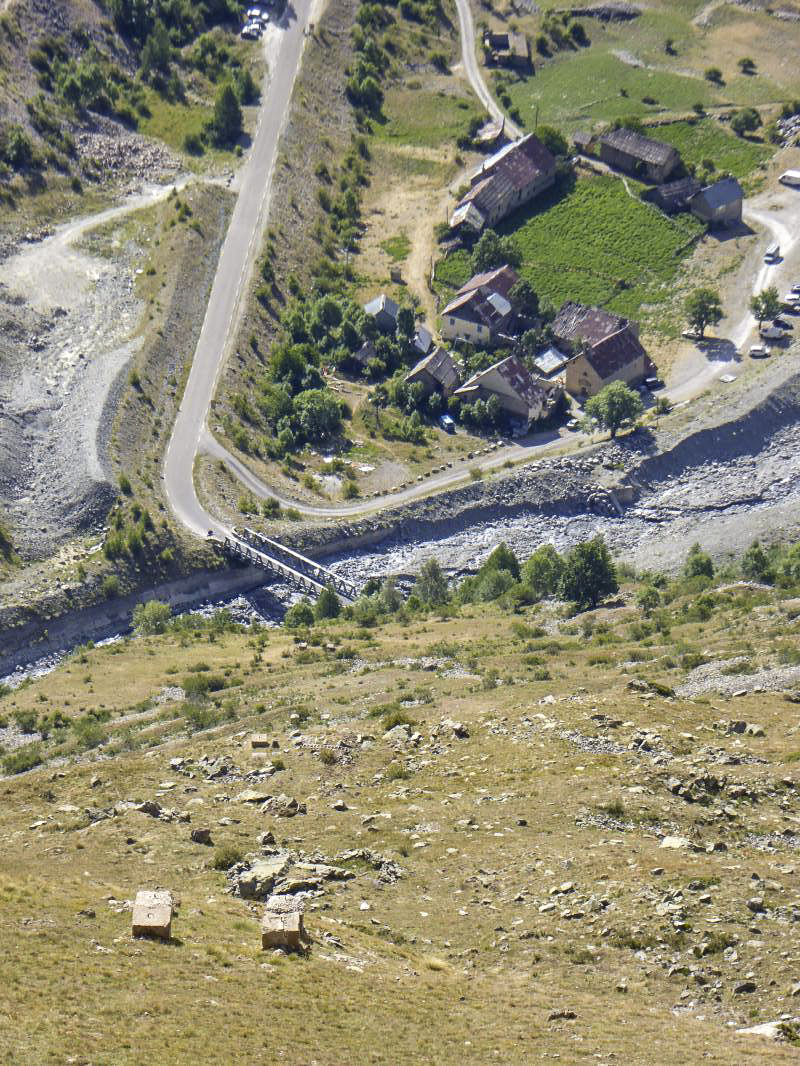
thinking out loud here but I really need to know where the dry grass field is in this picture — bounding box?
[3,567,800,1062]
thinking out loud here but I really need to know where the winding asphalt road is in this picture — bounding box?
[452,0,521,139]
[163,1,313,537]
[162,0,799,534]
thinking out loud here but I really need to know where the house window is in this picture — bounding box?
[449,317,455,325]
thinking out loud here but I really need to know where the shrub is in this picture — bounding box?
[132,600,171,635]
[183,131,204,155]
[684,542,714,579]
[383,709,417,730]
[118,472,132,495]
[560,536,618,610]
[284,598,315,628]
[385,762,410,781]
[101,575,120,598]
[3,743,44,775]
[212,844,243,870]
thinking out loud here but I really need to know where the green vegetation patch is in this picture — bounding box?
[433,175,703,322]
[138,91,214,157]
[380,233,412,261]
[653,118,771,180]
[508,52,718,133]
[373,88,480,148]
[502,175,703,320]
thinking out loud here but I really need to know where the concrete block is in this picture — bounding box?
[261,910,304,950]
[132,890,173,940]
[250,734,271,750]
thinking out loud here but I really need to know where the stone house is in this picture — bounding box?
[688,177,743,228]
[454,354,554,427]
[450,134,556,233]
[552,301,649,398]
[597,128,680,183]
[440,265,519,347]
[404,346,461,397]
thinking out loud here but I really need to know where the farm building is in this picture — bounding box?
[648,176,701,214]
[440,265,519,347]
[412,325,434,357]
[552,301,648,398]
[572,130,594,154]
[597,128,680,183]
[363,293,399,332]
[688,177,743,228]
[450,134,556,233]
[483,30,531,70]
[454,354,552,427]
[404,346,461,398]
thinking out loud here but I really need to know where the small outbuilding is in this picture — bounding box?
[533,346,569,379]
[364,293,399,332]
[405,346,461,397]
[483,30,531,71]
[688,177,743,228]
[648,176,701,214]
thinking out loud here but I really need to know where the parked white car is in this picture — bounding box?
[749,344,768,358]
[241,21,262,37]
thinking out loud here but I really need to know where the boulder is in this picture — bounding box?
[265,794,306,817]
[261,910,305,951]
[132,890,173,940]
[190,827,213,846]
[660,835,694,850]
[237,788,272,804]
[233,855,291,900]
[736,1021,784,1041]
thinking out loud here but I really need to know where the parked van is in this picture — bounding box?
[765,243,780,263]
[779,170,800,188]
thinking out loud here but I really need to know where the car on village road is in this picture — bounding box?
[749,344,769,358]
[241,22,261,37]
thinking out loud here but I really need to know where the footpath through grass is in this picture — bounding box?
[436,174,703,325]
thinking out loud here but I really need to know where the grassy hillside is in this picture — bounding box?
[494,0,800,134]
[3,540,800,1061]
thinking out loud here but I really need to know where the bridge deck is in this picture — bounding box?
[220,532,357,602]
